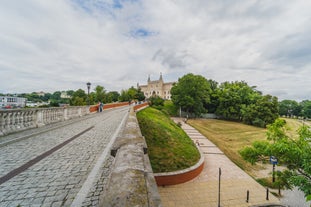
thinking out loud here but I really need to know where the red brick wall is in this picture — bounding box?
[89,102,129,113]
[133,102,149,111]
[154,162,204,186]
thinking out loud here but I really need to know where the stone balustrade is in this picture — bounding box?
[0,106,90,136]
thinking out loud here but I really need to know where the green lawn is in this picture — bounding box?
[136,107,200,173]
[187,118,304,177]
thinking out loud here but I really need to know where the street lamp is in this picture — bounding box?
[86,82,91,106]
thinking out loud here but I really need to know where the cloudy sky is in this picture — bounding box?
[1,0,311,101]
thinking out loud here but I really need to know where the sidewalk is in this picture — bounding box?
[158,118,280,207]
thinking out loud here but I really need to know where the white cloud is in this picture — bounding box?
[0,0,310,101]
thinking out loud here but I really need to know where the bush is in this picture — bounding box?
[239,146,260,164]
[149,96,164,106]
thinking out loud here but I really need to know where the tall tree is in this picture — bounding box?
[94,85,106,103]
[70,89,87,106]
[300,100,311,118]
[242,95,279,127]
[216,81,261,121]
[279,100,300,117]
[106,91,120,103]
[171,73,211,117]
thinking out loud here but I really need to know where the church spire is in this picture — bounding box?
[147,74,150,83]
[159,72,163,81]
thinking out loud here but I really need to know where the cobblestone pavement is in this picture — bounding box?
[0,106,129,207]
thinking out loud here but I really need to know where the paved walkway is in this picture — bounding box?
[0,107,129,207]
[158,118,280,207]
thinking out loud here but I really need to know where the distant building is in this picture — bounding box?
[0,96,27,109]
[60,91,71,99]
[36,91,45,96]
[138,73,175,100]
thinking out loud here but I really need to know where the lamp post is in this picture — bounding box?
[86,82,91,106]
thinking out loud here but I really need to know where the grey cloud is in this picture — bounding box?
[152,49,192,69]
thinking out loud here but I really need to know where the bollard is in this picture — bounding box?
[246,190,249,203]
[266,188,269,200]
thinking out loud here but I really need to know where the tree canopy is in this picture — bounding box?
[240,118,311,201]
[171,73,211,117]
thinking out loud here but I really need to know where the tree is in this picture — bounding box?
[216,81,261,121]
[94,85,106,103]
[240,118,311,201]
[106,91,120,102]
[119,89,130,102]
[279,100,300,117]
[70,89,87,106]
[205,79,219,113]
[149,96,164,106]
[241,95,279,127]
[171,73,211,117]
[300,100,311,118]
[118,87,145,102]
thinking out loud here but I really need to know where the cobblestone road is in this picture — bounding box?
[0,106,129,207]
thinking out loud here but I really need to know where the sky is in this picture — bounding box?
[0,0,311,101]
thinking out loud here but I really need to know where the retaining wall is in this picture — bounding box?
[99,106,161,207]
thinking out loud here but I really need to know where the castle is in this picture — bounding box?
[138,73,175,100]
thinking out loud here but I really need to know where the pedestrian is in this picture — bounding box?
[98,101,103,112]
[196,140,200,146]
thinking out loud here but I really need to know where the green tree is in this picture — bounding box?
[300,100,311,118]
[279,100,300,117]
[106,91,120,102]
[171,73,211,117]
[149,96,164,107]
[240,118,311,201]
[70,89,87,106]
[216,81,261,121]
[119,89,130,102]
[241,95,279,127]
[205,79,219,113]
[94,85,106,103]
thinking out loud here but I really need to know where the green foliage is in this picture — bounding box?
[70,89,87,106]
[240,118,311,200]
[242,95,279,127]
[136,107,200,173]
[162,100,179,116]
[278,99,311,119]
[94,85,106,103]
[118,86,145,102]
[171,73,211,117]
[239,141,270,164]
[214,81,279,127]
[149,96,164,106]
[106,91,120,102]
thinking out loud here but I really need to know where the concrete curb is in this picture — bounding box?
[154,145,205,186]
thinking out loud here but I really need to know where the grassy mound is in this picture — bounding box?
[137,107,200,173]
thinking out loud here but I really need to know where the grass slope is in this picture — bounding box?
[137,107,200,173]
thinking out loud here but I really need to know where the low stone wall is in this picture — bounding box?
[0,106,90,136]
[99,107,162,207]
[154,148,205,186]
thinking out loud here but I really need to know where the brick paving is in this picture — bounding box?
[158,118,280,207]
[0,107,129,207]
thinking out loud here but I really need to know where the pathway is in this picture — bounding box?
[158,118,280,207]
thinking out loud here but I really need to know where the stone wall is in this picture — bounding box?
[99,106,162,207]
